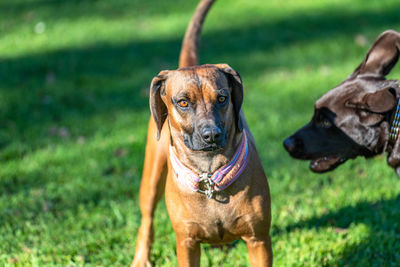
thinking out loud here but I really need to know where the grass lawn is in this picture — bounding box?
[1,0,400,266]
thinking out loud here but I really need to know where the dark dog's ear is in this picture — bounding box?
[346,87,397,113]
[150,70,169,140]
[344,87,397,125]
[351,30,400,78]
[215,64,243,131]
[362,87,397,113]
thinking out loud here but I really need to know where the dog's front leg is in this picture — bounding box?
[176,235,201,267]
[244,235,273,267]
[132,119,168,267]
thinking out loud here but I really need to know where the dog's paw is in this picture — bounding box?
[130,257,153,267]
[131,249,153,267]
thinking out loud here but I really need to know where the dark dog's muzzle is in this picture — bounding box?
[283,136,304,158]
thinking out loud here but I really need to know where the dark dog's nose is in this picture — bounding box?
[283,136,303,153]
[201,126,222,144]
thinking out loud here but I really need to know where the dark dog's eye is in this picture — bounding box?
[320,118,332,128]
[218,96,226,103]
[177,100,189,108]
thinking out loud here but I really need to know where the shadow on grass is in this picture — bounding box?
[274,195,400,265]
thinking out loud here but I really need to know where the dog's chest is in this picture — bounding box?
[182,208,259,243]
[166,183,265,243]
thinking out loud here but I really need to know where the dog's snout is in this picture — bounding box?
[283,136,303,154]
[201,126,222,144]
[283,137,295,152]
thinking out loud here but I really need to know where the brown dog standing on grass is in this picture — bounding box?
[131,0,272,266]
[284,30,400,177]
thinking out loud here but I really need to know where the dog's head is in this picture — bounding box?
[284,30,400,174]
[150,64,243,152]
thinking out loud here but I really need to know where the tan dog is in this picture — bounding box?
[132,1,272,266]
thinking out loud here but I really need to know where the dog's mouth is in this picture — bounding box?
[200,144,223,152]
[184,133,226,152]
[184,138,225,152]
[309,157,348,173]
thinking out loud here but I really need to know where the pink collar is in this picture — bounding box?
[169,131,249,198]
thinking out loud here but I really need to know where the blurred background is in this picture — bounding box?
[1,0,400,265]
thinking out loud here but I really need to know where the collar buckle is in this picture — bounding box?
[198,173,214,199]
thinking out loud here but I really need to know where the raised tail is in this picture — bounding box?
[178,0,216,68]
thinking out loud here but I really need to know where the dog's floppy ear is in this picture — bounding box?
[344,87,397,125]
[215,64,243,131]
[150,70,169,140]
[351,30,400,78]
[362,87,397,113]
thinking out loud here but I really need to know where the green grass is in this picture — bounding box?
[1,0,400,266]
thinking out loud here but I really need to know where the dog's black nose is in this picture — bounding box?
[201,126,222,144]
[283,136,302,153]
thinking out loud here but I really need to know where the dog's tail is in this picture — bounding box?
[179,0,216,68]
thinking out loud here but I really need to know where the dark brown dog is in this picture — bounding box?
[131,0,272,266]
[284,30,400,177]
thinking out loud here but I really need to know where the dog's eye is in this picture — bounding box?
[218,96,226,103]
[177,100,189,108]
[321,118,332,128]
